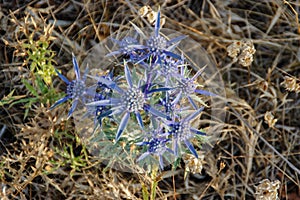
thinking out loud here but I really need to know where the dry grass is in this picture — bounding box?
[1,0,300,199]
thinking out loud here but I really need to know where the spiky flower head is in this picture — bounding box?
[87,61,169,142]
[166,107,206,158]
[50,54,91,118]
[137,125,173,169]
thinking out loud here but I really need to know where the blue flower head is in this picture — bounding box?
[50,54,90,118]
[136,125,173,169]
[159,91,188,120]
[159,55,182,82]
[106,36,145,62]
[174,66,216,110]
[136,10,187,65]
[87,61,169,142]
[82,71,122,128]
[93,71,122,123]
[106,9,187,66]
[166,107,206,158]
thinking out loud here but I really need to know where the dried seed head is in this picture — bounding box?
[139,5,152,17]
[139,6,166,27]
[241,40,256,54]
[147,11,157,24]
[238,40,256,67]
[183,153,205,174]
[264,111,277,128]
[281,76,300,93]
[255,179,280,200]
[227,40,256,67]
[238,50,254,67]
[227,40,242,58]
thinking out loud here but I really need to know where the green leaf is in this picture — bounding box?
[142,183,149,200]
[23,98,38,119]
[8,97,36,108]
[36,76,48,94]
[0,90,26,106]
[172,157,181,170]
[190,94,209,107]
[22,79,38,97]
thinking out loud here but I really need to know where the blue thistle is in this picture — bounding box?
[166,107,206,158]
[106,10,186,66]
[159,91,189,120]
[175,66,216,109]
[158,55,182,84]
[48,8,216,169]
[136,126,173,169]
[87,62,169,142]
[135,10,187,65]
[50,54,91,118]
[95,71,123,122]
[82,71,120,127]
[106,36,145,62]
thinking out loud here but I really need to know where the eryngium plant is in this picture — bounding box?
[51,10,223,171]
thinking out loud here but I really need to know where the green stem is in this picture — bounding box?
[150,165,159,200]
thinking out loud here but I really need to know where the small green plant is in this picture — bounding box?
[19,15,57,86]
[0,75,63,119]
[3,14,64,119]
[49,131,89,177]
[22,34,57,85]
[22,76,63,118]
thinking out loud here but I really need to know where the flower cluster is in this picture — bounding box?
[50,10,214,169]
